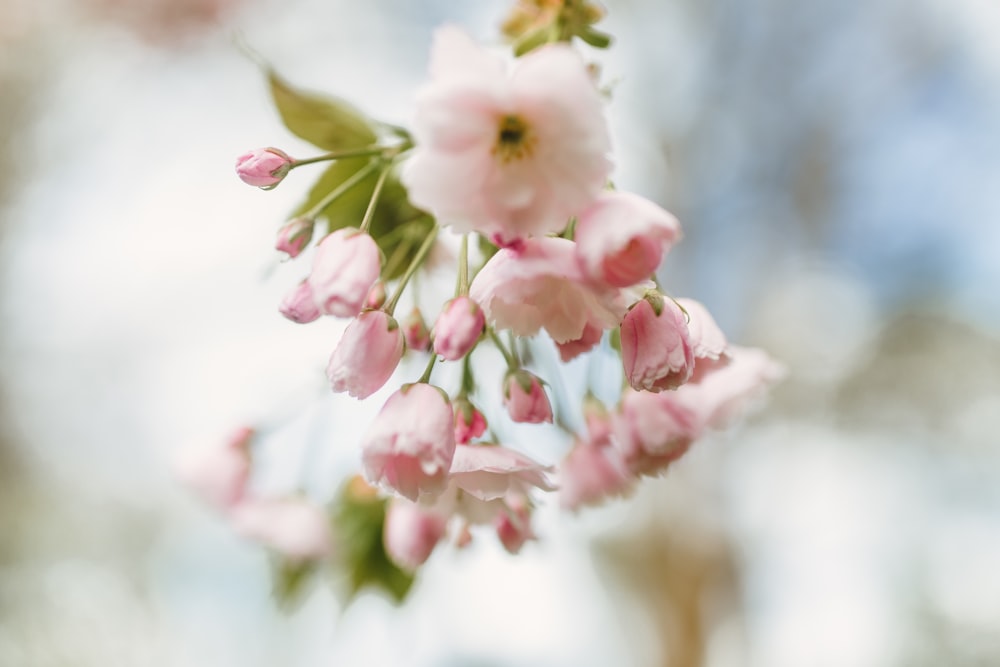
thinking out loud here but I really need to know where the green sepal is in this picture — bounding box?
[477,234,499,266]
[268,71,377,151]
[331,479,414,605]
[609,327,621,353]
[578,27,612,49]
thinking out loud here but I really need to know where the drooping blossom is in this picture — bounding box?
[235,147,293,188]
[361,383,456,502]
[575,191,681,287]
[503,370,553,424]
[383,498,449,571]
[453,397,488,444]
[402,307,431,352]
[275,216,315,258]
[676,298,727,360]
[308,228,380,318]
[611,389,699,477]
[433,296,485,360]
[620,294,694,392]
[494,494,534,554]
[555,321,603,362]
[173,426,253,511]
[230,496,332,561]
[470,237,627,343]
[401,26,611,244]
[279,280,321,324]
[674,345,786,431]
[327,310,404,399]
[558,433,633,511]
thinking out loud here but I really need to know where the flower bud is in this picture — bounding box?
[235,147,293,188]
[620,294,694,392]
[275,217,314,258]
[402,307,431,352]
[494,495,534,554]
[453,397,488,444]
[327,311,404,399]
[432,296,485,361]
[278,279,321,324]
[383,499,448,571]
[308,228,381,318]
[503,370,553,424]
[365,281,387,310]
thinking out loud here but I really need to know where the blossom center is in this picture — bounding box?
[493,115,535,163]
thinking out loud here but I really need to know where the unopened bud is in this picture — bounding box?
[235,147,293,188]
[275,217,315,258]
[403,307,431,352]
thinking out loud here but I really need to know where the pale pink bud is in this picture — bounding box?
[308,228,381,318]
[555,321,603,362]
[173,426,253,511]
[361,383,457,502]
[433,296,485,361]
[454,397,488,445]
[402,307,431,352]
[495,495,534,554]
[279,279,321,324]
[275,217,315,258]
[558,436,633,511]
[575,191,681,287]
[230,496,332,561]
[383,499,448,571]
[503,370,553,424]
[365,281,387,310]
[327,311,404,399]
[621,294,694,392]
[612,389,699,477]
[235,147,293,188]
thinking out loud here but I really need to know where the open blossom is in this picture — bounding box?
[503,370,553,424]
[575,191,682,287]
[383,499,449,571]
[470,237,627,343]
[361,383,456,502]
[675,345,786,431]
[611,389,700,477]
[448,443,555,502]
[401,26,611,244]
[620,294,694,392]
[230,496,332,561]
[173,426,253,511]
[235,147,293,188]
[327,310,404,399]
[558,433,633,511]
[555,321,603,362]
[279,280,321,324]
[433,296,485,360]
[308,228,380,318]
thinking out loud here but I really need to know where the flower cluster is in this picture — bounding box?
[186,1,783,605]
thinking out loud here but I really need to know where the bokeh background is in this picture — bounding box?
[2,0,999,665]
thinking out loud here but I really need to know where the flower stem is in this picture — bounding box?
[417,352,437,384]
[359,161,394,235]
[459,352,476,397]
[488,328,517,370]
[383,224,439,316]
[291,146,386,168]
[455,234,470,296]
[304,159,380,220]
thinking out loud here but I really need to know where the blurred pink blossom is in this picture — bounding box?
[278,280,321,324]
[383,499,449,571]
[230,496,332,561]
[308,229,380,318]
[173,426,253,511]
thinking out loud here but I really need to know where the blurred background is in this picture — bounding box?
[1,0,999,665]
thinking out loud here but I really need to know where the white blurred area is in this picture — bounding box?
[1,0,1000,666]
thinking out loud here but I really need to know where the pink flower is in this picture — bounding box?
[401,26,611,244]
[494,494,534,554]
[611,389,700,477]
[235,147,293,188]
[361,383,456,502]
[327,311,404,399]
[470,237,627,343]
[308,228,380,318]
[230,496,332,561]
[503,370,553,424]
[676,298,728,362]
[675,345,786,431]
[448,443,555,502]
[558,434,633,511]
[575,191,682,287]
[555,321,603,362]
[278,279,321,324]
[383,499,449,571]
[432,296,485,360]
[173,426,253,511]
[275,217,315,258]
[620,294,694,392]
[402,307,431,352]
[453,397,488,444]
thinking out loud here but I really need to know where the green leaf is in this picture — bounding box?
[271,557,318,611]
[268,72,377,151]
[331,479,414,605]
